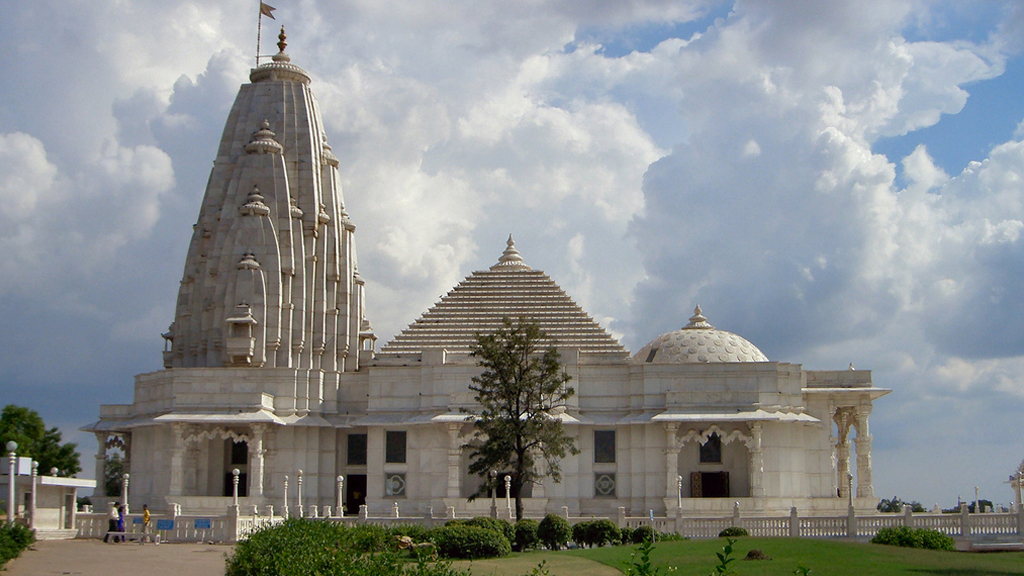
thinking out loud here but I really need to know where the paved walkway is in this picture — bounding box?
[4,539,234,576]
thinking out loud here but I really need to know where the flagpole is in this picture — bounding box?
[256,0,263,67]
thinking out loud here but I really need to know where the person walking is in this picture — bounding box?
[103,503,119,543]
[141,504,151,544]
[117,505,126,543]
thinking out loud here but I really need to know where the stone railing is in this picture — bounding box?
[73,502,1023,544]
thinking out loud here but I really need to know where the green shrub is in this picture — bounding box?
[462,516,514,543]
[429,524,511,559]
[718,526,749,538]
[919,529,956,551]
[630,525,655,544]
[590,519,620,546]
[871,526,952,551]
[572,519,619,547]
[0,523,35,569]
[226,519,471,576]
[388,523,433,543]
[537,514,572,550]
[618,526,634,544]
[514,518,539,551]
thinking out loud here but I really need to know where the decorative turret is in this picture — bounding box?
[166,30,371,373]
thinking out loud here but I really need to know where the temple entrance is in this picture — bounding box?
[691,471,730,498]
[346,474,366,515]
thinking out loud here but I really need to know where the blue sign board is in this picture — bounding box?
[132,517,143,524]
[194,518,212,529]
[156,519,174,531]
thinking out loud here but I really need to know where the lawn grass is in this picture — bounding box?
[565,537,1024,576]
[453,538,1024,576]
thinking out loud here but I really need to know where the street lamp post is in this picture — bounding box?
[297,469,304,518]
[489,470,497,519]
[504,475,512,518]
[121,473,130,514]
[6,441,17,524]
[846,473,854,510]
[232,469,240,507]
[282,475,289,519]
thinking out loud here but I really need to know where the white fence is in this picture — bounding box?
[75,503,1024,543]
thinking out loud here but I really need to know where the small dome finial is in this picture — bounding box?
[277,26,287,53]
[490,234,531,271]
[684,305,714,329]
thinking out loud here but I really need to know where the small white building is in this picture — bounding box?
[84,31,889,519]
[2,458,95,539]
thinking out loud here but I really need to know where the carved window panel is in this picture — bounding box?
[595,473,616,497]
[385,473,406,497]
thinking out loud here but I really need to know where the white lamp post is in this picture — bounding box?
[121,473,130,514]
[504,475,512,518]
[282,475,289,519]
[677,475,683,509]
[6,441,17,524]
[489,470,497,519]
[232,468,240,507]
[29,461,37,529]
[297,469,304,518]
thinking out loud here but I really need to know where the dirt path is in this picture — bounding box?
[4,539,234,576]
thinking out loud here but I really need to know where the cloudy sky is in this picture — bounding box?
[2,0,1024,508]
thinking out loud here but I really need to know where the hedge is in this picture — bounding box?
[429,524,511,559]
[572,519,620,547]
[871,526,955,551]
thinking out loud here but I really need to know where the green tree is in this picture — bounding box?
[465,318,580,521]
[0,405,80,477]
[105,452,125,497]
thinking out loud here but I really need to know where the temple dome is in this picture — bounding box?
[633,306,768,364]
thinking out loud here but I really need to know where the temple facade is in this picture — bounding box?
[85,32,889,518]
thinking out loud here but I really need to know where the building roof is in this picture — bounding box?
[633,305,769,364]
[378,236,627,356]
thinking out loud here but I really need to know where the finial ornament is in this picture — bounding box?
[277,26,287,53]
[491,234,531,270]
[684,305,714,329]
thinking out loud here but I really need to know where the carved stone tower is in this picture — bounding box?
[164,28,372,373]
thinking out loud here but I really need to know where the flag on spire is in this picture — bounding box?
[260,2,276,19]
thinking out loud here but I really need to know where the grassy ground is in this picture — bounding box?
[455,538,1024,576]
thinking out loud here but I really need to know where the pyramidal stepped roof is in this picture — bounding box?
[379,236,627,356]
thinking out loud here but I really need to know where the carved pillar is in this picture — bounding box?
[748,423,765,498]
[251,424,266,498]
[94,433,108,499]
[446,423,461,498]
[854,406,874,499]
[834,408,851,499]
[663,423,680,499]
[169,424,186,497]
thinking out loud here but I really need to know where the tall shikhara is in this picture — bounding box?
[165,28,372,372]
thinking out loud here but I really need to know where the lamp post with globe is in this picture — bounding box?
[5,441,16,524]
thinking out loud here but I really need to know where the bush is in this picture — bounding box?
[630,525,655,544]
[871,526,953,551]
[461,516,514,543]
[226,519,472,576]
[572,519,620,548]
[919,529,956,551]
[537,514,572,550]
[618,526,633,544]
[514,519,539,551]
[718,526,749,538]
[0,523,35,569]
[429,525,511,559]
